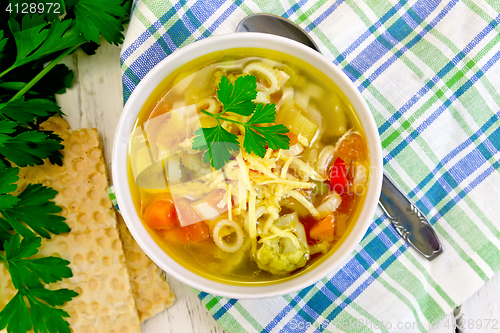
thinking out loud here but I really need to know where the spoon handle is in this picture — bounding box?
[379,172,443,260]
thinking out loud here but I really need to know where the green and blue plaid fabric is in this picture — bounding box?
[120,1,500,332]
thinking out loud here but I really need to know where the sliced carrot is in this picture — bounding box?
[153,199,210,243]
[286,131,298,146]
[336,132,367,161]
[143,199,178,230]
[161,222,210,243]
[309,214,335,242]
[182,222,210,242]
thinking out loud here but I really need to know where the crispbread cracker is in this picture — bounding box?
[2,116,142,332]
[42,119,175,322]
[117,214,175,321]
[39,229,140,333]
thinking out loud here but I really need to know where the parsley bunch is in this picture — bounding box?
[192,75,290,169]
[0,1,131,332]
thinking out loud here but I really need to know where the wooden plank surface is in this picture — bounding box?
[56,40,499,333]
[455,272,500,333]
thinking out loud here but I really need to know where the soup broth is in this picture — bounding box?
[128,48,370,285]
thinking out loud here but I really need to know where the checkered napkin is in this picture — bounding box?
[119,1,500,332]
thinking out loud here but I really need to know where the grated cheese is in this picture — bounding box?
[256,179,314,189]
[202,140,329,248]
[237,179,247,211]
[236,153,250,185]
[261,225,302,250]
[262,205,280,234]
[264,148,273,160]
[281,155,294,179]
[285,156,325,181]
[297,134,309,147]
[236,154,249,210]
[218,188,229,210]
[227,184,233,221]
[248,187,257,253]
[288,190,320,218]
[246,155,280,180]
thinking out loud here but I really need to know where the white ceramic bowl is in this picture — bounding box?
[112,33,383,299]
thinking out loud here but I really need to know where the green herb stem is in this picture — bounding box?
[0,252,7,268]
[216,115,247,127]
[9,45,80,102]
[0,65,15,80]
[200,109,246,127]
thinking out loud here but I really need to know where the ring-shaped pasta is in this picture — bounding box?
[317,145,335,178]
[243,62,279,94]
[196,98,217,114]
[212,219,244,253]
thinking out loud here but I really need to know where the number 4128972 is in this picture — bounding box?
[6,2,61,14]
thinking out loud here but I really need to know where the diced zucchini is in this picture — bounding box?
[275,100,318,143]
[323,93,348,138]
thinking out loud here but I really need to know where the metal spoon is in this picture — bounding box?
[237,13,320,51]
[237,13,443,260]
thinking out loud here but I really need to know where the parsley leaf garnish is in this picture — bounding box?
[0,166,19,209]
[0,181,68,239]
[0,30,8,57]
[7,16,86,72]
[3,235,73,289]
[0,98,61,125]
[0,234,77,333]
[192,74,290,169]
[0,293,32,333]
[217,75,257,116]
[69,0,128,45]
[192,126,240,170]
[0,165,19,249]
[246,103,289,150]
[1,1,130,82]
[0,120,64,167]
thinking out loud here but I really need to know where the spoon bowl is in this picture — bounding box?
[236,13,320,52]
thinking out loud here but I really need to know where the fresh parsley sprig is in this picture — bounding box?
[192,75,290,169]
[69,0,129,45]
[0,0,130,102]
[0,98,64,166]
[0,168,68,239]
[0,120,64,167]
[0,234,77,333]
[0,1,131,332]
[0,98,61,124]
[5,15,85,74]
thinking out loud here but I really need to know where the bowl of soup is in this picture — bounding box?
[112,33,383,299]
